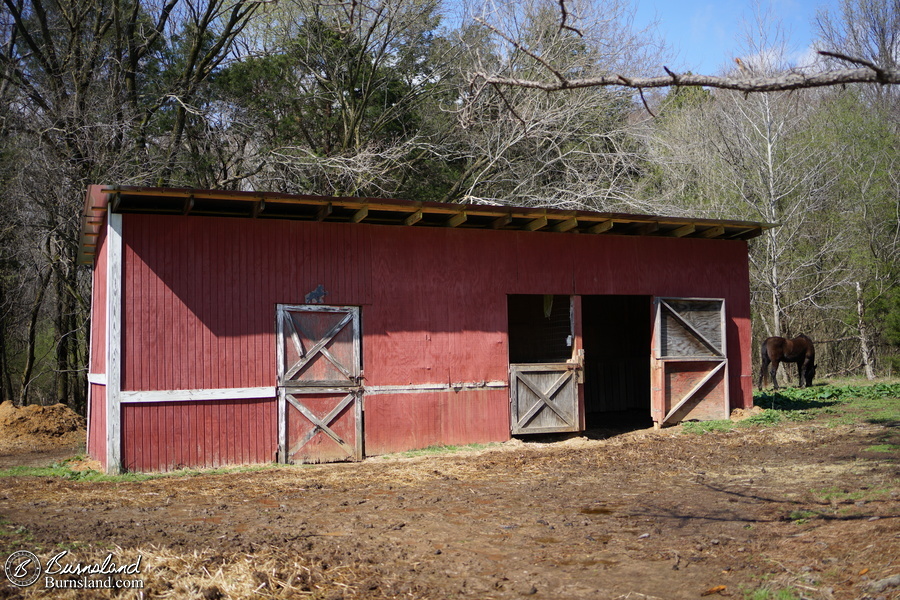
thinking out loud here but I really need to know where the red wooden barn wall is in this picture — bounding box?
[111,213,751,471]
[121,399,276,470]
[87,221,108,471]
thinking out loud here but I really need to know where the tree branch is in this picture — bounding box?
[471,57,900,94]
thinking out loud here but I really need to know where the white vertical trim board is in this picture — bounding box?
[105,212,123,474]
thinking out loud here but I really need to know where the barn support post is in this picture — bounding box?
[105,212,122,474]
[571,296,586,431]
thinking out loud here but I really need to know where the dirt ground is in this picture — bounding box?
[0,406,898,600]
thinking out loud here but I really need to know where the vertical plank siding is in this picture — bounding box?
[363,390,510,456]
[87,221,108,465]
[122,216,373,391]
[120,398,276,472]
[111,212,753,471]
[87,383,107,470]
[90,223,108,375]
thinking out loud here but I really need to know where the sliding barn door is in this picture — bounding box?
[651,298,729,426]
[276,305,362,463]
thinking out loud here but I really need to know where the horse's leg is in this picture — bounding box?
[800,355,813,388]
[770,359,780,390]
[797,361,805,388]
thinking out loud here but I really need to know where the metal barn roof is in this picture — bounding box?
[79,185,772,264]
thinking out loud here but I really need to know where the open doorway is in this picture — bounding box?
[582,295,652,430]
[507,295,580,435]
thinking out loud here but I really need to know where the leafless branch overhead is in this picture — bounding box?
[471,53,900,94]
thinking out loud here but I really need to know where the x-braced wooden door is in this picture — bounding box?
[651,298,729,426]
[510,364,581,434]
[276,305,362,463]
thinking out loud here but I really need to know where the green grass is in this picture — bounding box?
[813,484,896,503]
[0,456,297,482]
[682,382,900,435]
[381,442,501,459]
[786,509,818,525]
[741,587,800,600]
[865,443,900,453]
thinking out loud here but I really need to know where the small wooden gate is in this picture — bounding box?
[276,304,362,463]
[510,363,581,434]
[651,297,728,426]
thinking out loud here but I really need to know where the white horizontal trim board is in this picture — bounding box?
[120,387,276,403]
[117,381,508,403]
[87,373,107,386]
[363,381,508,395]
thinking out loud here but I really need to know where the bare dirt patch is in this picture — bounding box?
[0,420,897,600]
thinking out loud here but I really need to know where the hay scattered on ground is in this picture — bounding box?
[730,405,765,421]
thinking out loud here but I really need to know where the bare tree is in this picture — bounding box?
[646,13,852,342]
[467,0,900,95]
[447,0,665,210]
[0,0,262,408]
[816,0,900,110]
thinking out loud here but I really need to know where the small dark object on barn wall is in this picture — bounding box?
[305,284,329,304]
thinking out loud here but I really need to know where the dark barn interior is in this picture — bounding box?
[582,295,652,430]
[507,294,653,432]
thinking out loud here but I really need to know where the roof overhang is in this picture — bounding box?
[78,185,774,264]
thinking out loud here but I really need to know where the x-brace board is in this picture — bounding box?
[281,389,362,461]
[279,308,358,386]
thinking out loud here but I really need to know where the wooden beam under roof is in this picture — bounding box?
[252,199,265,218]
[446,211,467,228]
[524,216,548,231]
[491,214,512,229]
[698,225,725,239]
[552,217,578,233]
[316,203,332,221]
[404,210,423,226]
[668,224,695,238]
[351,206,368,223]
[634,222,659,236]
[588,220,613,234]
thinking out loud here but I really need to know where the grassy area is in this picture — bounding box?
[741,587,800,600]
[0,443,506,481]
[0,455,296,482]
[380,442,502,459]
[682,382,900,435]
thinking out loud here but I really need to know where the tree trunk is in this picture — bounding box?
[55,269,70,405]
[19,267,52,407]
[856,281,876,380]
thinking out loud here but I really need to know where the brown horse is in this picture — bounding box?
[758,334,816,390]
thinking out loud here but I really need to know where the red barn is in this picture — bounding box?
[80,185,768,473]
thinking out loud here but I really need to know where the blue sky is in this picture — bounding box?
[632,0,841,75]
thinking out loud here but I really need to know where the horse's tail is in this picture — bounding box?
[760,339,770,386]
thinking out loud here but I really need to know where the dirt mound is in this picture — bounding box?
[0,400,85,454]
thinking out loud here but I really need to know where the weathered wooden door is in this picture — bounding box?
[510,364,581,434]
[651,298,729,426]
[276,305,362,463]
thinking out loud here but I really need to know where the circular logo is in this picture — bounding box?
[4,551,42,587]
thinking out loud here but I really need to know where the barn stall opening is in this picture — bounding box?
[80,185,769,473]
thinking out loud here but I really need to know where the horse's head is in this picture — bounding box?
[804,362,817,387]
